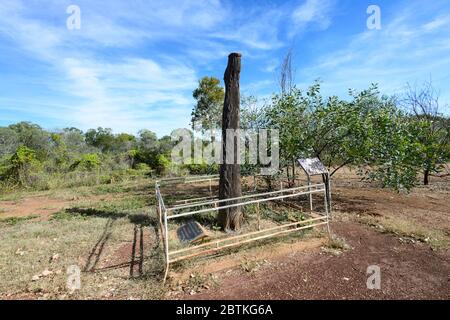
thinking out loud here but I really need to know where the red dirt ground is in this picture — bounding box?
[172,173,450,300]
[178,221,450,300]
[0,194,122,221]
[2,172,449,300]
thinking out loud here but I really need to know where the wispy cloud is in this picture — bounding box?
[291,0,336,34]
[299,0,450,113]
[1,0,448,135]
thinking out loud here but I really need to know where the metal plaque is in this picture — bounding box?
[177,220,209,243]
[298,158,328,176]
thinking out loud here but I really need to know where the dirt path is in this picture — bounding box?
[333,186,450,235]
[0,194,121,221]
[179,221,450,300]
[0,197,71,220]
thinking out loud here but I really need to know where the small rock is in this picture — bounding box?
[51,254,60,262]
[189,290,196,295]
[32,275,41,281]
[15,248,26,256]
[41,269,53,277]
[343,277,350,281]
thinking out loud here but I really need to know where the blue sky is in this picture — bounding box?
[0,0,449,136]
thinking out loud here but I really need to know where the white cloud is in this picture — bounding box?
[423,15,450,31]
[291,0,335,33]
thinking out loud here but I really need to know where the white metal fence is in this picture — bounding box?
[155,175,331,282]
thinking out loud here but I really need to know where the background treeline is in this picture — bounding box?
[1,77,449,193]
[192,75,450,191]
[0,124,179,191]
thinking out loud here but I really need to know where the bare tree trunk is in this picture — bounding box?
[218,53,243,231]
[424,168,430,185]
[322,173,331,212]
[291,158,296,187]
[286,164,291,185]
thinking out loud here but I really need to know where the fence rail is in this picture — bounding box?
[155,175,331,282]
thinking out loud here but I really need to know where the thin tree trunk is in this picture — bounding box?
[286,164,291,185]
[322,173,331,212]
[424,168,430,185]
[291,158,296,187]
[218,53,243,231]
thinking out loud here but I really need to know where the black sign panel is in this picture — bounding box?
[177,220,209,243]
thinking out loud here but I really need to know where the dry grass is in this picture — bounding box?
[321,236,351,255]
[0,213,167,299]
[358,215,449,250]
[240,257,267,274]
[0,179,166,300]
[3,172,446,299]
[0,177,322,299]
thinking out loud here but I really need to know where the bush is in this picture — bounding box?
[70,153,101,171]
[155,155,170,175]
[184,162,219,175]
[2,146,42,188]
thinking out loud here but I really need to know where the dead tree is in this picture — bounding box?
[278,48,294,95]
[218,53,243,231]
[278,49,297,187]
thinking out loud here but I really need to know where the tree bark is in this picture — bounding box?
[218,53,243,231]
[424,168,430,185]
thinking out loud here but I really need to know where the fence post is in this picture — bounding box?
[163,208,170,283]
[256,202,261,231]
[307,175,313,212]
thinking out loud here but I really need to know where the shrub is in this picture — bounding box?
[155,154,170,175]
[70,153,101,171]
[2,146,42,188]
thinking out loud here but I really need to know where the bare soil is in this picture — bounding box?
[0,194,123,221]
[0,197,70,220]
[172,172,450,300]
[1,172,449,300]
[176,221,449,299]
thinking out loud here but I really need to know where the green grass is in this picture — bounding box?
[0,192,26,202]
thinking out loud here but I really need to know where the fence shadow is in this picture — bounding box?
[65,207,163,278]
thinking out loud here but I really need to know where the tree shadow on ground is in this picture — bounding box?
[64,207,163,279]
